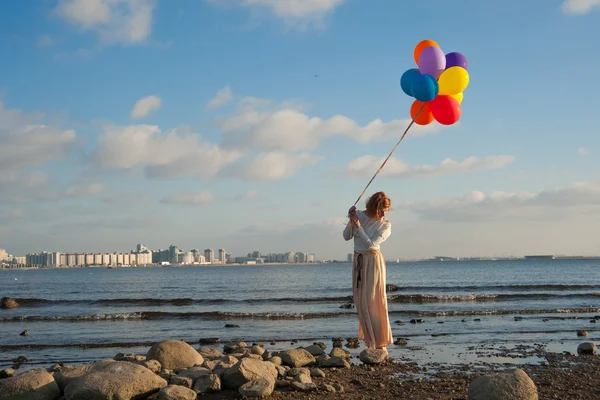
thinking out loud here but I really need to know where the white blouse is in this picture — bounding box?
[343,210,392,251]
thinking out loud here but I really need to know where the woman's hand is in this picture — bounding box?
[348,206,360,228]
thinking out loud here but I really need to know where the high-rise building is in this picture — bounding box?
[204,249,214,264]
[285,252,295,263]
[308,254,315,263]
[169,245,179,264]
[296,252,306,263]
[136,244,148,252]
[218,249,226,264]
[0,249,8,262]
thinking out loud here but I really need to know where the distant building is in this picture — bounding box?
[169,245,180,264]
[296,252,306,263]
[218,249,226,264]
[0,249,8,262]
[308,254,315,263]
[205,249,214,264]
[524,255,555,260]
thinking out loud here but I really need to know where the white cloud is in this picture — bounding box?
[218,96,441,152]
[561,0,600,14]
[222,152,322,180]
[578,147,589,156]
[0,102,77,172]
[206,0,347,29]
[54,0,155,44]
[347,155,515,179]
[130,95,162,119]
[403,181,600,222]
[206,86,233,110]
[91,124,242,179]
[234,190,259,202]
[161,191,215,206]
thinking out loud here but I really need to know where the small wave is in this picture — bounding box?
[389,307,600,317]
[6,296,355,307]
[0,310,348,322]
[387,293,600,303]
[396,284,600,291]
[1,307,598,322]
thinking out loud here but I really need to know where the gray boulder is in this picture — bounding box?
[147,340,204,370]
[468,369,538,400]
[0,368,59,400]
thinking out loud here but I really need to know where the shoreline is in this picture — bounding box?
[1,337,598,399]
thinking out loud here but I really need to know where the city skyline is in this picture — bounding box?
[1,1,600,260]
[0,244,318,267]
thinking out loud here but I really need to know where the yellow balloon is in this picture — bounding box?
[450,92,463,104]
[438,67,469,95]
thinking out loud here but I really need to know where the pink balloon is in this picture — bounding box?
[418,46,446,79]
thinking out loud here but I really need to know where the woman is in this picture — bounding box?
[343,191,393,356]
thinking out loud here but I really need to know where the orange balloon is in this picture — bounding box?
[414,39,439,64]
[410,100,434,126]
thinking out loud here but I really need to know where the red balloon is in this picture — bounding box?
[429,95,461,125]
[410,100,434,125]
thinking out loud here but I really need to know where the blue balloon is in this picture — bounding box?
[400,68,421,97]
[411,74,438,102]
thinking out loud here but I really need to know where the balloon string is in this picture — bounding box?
[352,103,425,207]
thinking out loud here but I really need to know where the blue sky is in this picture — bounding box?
[1,0,600,260]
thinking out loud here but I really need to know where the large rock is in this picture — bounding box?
[147,340,204,370]
[318,356,350,368]
[577,342,597,355]
[1,297,19,309]
[198,347,223,360]
[330,347,351,359]
[158,385,197,400]
[175,367,210,381]
[222,358,278,389]
[468,369,538,400]
[359,349,387,365]
[64,361,167,400]
[193,373,221,394]
[0,368,59,400]
[239,379,275,397]
[303,344,326,356]
[54,360,113,391]
[278,349,316,368]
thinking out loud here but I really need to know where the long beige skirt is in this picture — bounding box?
[352,249,393,349]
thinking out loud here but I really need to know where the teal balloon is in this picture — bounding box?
[400,68,421,97]
[411,74,438,102]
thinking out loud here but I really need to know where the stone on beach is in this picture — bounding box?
[158,384,197,400]
[359,349,387,365]
[317,355,350,368]
[468,369,538,400]
[303,344,326,356]
[238,378,275,397]
[278,349,316,368]
[147,340,204,370]
[1,296,19,309]
[0,368,59,400]
[197,346,223,360]
[63,361,167,400]
[330,347,351,359]
[290,381,318,392]
[193,373,221,394]
[222,357,278,389]
[577,342,597,355]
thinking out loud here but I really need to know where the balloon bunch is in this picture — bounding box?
[400,40,469,126]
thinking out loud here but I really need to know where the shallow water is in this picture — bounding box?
[1,260,599,369]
